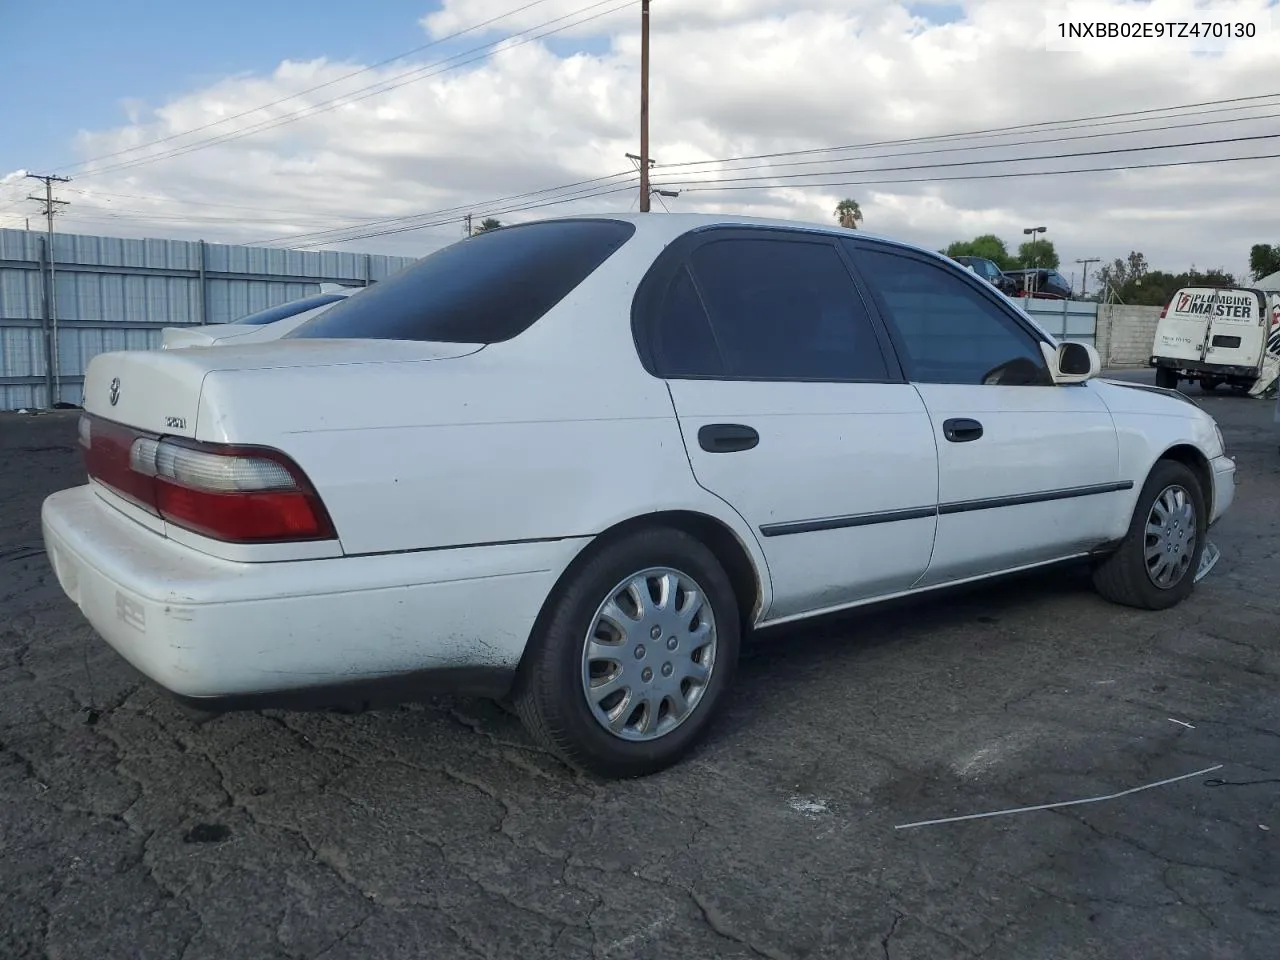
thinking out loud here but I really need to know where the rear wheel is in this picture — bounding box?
[1155,367,1179,390]
[1199,377,1220,393]
[1091,460,1206,610]
[513,527,741,778]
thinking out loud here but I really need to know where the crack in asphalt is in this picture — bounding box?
[689,888,793,960]
[881,911,904,960]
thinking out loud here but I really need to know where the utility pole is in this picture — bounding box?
[638,0,651,212]
[26,173,70,407]
[1076,257,1100,298]
[27,173,70,236]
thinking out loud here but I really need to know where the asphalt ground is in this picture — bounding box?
[2,376,1277,960]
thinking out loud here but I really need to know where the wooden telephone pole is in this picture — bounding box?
[639,0,651,212]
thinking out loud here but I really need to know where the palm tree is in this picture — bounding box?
[835,198,863,230]
[474,217,503,234]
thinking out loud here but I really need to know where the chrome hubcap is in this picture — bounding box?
[581,567,717,742]
[1144,484,1197,589]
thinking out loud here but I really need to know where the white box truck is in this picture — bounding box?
[1149,285,1280,396]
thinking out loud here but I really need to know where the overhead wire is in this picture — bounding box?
[51,0,559,175]
[72,0,636,180]
[669,151,1280,194]
[253,168,640,246]
[660,106,1280,177]
[654,90,1280,171]
[655,131,1280,189]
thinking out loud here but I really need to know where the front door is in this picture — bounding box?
[634,228,940,621]
[844,240,1123,585]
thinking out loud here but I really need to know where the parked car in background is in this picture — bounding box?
[951,255,1019,296]
[160,285,360,349]
[43,213,1234,779]
[1005,268,1073,300]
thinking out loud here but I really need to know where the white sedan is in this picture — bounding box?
[42,213,1236,778]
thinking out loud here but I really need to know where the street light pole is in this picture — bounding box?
[1023,226,1047,295]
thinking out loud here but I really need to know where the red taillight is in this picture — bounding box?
[1159,303,1168,319]
[79,414,335,543]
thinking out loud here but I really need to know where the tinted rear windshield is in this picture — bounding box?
[287,218,636,343]
[231,292,347,325]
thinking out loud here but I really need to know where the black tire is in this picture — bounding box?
[512,527,741,778]
[1091,460,1207,610]
[1199,377,1220,393]
[1155,367,1179,390]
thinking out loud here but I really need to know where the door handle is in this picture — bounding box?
[942,418,983,443]
[698,423,759,453]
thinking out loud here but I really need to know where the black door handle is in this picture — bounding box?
[698,423,759,453]
[943,418,983,443]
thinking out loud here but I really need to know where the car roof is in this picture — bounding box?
[530,211,934,256]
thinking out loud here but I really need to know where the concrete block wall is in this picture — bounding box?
[1095,304,1163,367]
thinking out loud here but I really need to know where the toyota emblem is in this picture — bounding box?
[108,377,120,406]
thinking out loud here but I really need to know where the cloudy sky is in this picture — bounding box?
[1,0,1278,284]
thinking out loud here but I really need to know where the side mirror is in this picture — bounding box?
[1040,340,1101,384]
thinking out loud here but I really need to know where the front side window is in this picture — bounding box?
[289,219,636,343]
[850,245,1051,386]
[678,236,890,381]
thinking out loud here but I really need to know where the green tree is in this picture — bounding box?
[474,217,503,234]
[1113,265,1237,306]
[944,234,1015,269]
[1015,238,1059,270]
[1093,251,1150,300]
[1249,243,1280,281]
[834,198,863,229]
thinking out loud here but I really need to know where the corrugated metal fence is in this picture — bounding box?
[1015,296,1098,347]
[0,227,417,410]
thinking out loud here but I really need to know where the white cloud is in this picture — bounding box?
[12,0,1279,280]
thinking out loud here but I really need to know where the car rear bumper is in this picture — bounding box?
[42,485,588,708]
[1209,454,1235,526]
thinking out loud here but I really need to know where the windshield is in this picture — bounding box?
[230,292,348,326]
[288,218,636,343]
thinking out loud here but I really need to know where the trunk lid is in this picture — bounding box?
[83,339,484,437]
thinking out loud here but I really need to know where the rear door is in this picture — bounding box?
[1203,288,1267,369]
[1154,288,1214,365]
[633,227,939,621]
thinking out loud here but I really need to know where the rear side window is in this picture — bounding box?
[682,236,891,381]
[231,293,346,326]
[650,266,724,377]
[289,219,636,343]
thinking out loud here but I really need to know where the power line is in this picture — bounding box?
[655,90,1280,171]
[288,179,640,248]
[658,131,1280,189]
[63,186,375,220]
[670,107,1280,177]
[53,0,558,176]
[253,168,639,246]
[73,0,635,180]
[669,150,1280,194]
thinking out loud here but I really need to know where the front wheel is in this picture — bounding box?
[513,527,741,778]
[1091,460,1207,610]
[1155,367,1179,390]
